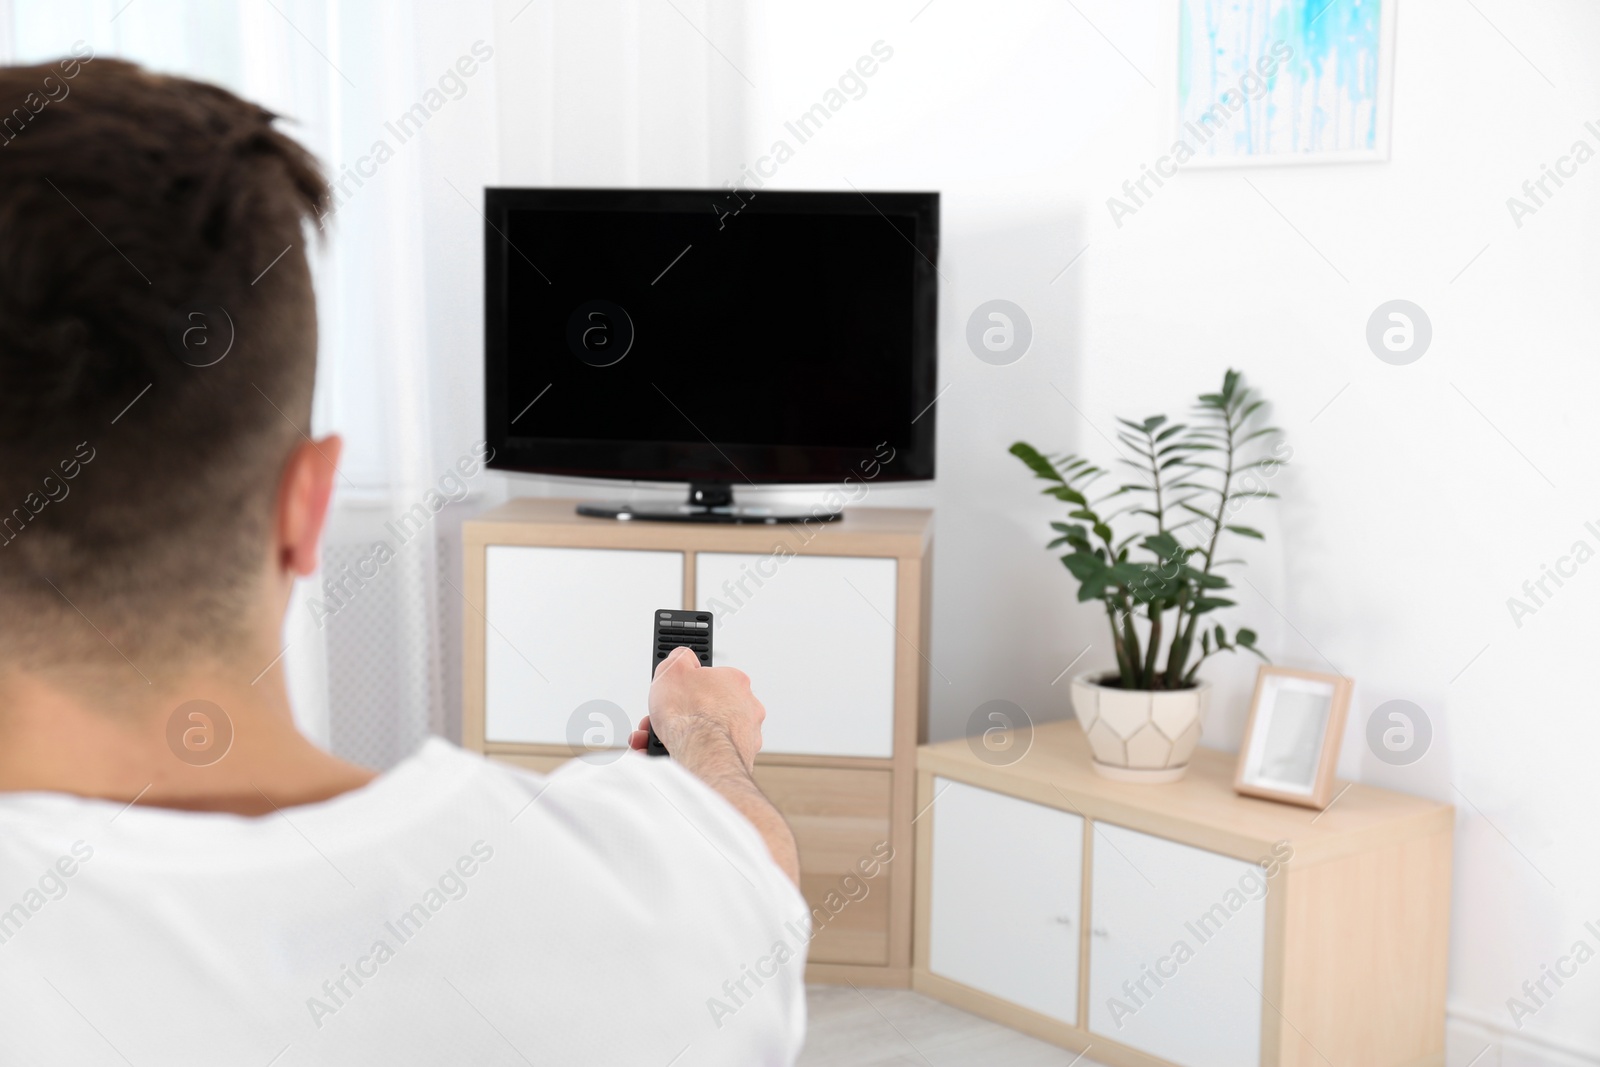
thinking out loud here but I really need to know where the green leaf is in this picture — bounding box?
[1225,525,1265,539]
[1051,524,1095,550]
[1061,553,1108,582]
[1010,442,1063,482]
[1183,568,1229,588]
[1108,559,1155,586]
[1142,532,1183,559]
[1093,523,1114,544]
[1236,628,1258,647]
[1191,597,1236,613]
[1045,485,1088,505]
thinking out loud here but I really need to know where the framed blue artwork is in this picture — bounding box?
[1177,0,1395,165]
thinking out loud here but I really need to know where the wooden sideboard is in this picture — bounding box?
[914,721,1453,1067]
[461,498,932,986]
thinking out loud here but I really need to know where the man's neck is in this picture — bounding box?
[0,660,376,815]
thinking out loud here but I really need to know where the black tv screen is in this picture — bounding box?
[484,188,938,485]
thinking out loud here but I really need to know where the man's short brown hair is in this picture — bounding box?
[0,56,329,669]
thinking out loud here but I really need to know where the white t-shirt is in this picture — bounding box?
[0,740,810,1066]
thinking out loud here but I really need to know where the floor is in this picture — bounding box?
[799,985,1104,1067]
[802,987,1506,1067]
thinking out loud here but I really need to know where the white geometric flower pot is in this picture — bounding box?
[1069,673,1209,782]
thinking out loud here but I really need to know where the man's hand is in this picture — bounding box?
[630,646,763,768]
[630,647,799,887]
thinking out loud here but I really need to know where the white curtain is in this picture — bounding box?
[3,0,502,765]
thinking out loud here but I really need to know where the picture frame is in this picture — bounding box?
[1174,0,1397,168]
[1233,666,1353,809]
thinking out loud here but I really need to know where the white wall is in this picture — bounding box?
[486,1,1600,1060]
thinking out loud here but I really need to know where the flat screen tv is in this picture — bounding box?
[483,187,938,522]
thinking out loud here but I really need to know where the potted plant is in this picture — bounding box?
[1010,369,1286,781]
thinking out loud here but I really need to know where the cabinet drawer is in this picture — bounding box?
[753,766,893,966]
[1089,822,1266,1067]
[484,545,683,744]
[928,778,1083,1024]
[696,552,897,758]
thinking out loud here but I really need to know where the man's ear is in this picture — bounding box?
[277,435,343,578]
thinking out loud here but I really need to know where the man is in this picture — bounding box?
[0,58,807,1065]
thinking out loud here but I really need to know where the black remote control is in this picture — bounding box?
[646,608,713,756]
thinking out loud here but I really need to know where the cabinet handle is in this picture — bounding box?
[1092,926,1109,939]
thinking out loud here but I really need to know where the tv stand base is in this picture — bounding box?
[576,482,843,525]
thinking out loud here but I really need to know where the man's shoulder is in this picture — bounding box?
[404,741,807,921]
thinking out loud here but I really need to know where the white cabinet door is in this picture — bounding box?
[1088,823,1266,1067]
[696,552,896,757]
[484,545,683,745]
[928,778,1083,1025]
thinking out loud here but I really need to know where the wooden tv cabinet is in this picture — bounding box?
[461,498,933,986]
[913,721,1454,1067]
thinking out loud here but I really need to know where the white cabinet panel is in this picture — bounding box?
[1089,823,1266,1067]
[484,545,683,745]
[696,552,896,758]
[929,779,1083,1024]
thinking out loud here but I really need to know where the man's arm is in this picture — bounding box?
[630,647,801,887]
